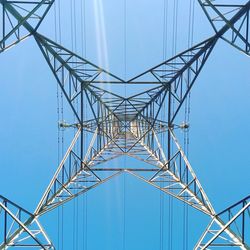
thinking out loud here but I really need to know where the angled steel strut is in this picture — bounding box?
[0,195,54,249]
[195,195,250,249]
[0,0,54,52]
[199,0,250,55]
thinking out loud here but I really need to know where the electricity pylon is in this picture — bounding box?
[0,0,250,249]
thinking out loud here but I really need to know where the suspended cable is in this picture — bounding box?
[123,0,127,156]
[73,196,79,250]
[58,1,64,249]
[189,0,195,246]
[73,198,76,250]
[124,0,127,81]
[160,189,163,250]
[54,2,63,249]
[123,172,126,250]
[75,1,79,246]
[61,204,64,250]
[85,194,88,250]
[58,0,62,44]
[70,1,80,249]
[123,1,127,250]
[73,0,77,53]
[70,2,75,246]
[80,1,88,249]
[169,1,179,249]
[183,1,195,249]
[70,0,77,53]
[70,0,74,51]
[80,0,86,57]
[57,209,60,249]
[57,0,64,161]
[76,188,79,249]
[160,1,169,249]
[162,0,167,61]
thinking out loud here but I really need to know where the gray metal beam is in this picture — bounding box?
[0,0,54,52]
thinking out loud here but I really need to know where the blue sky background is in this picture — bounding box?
[0,0,250,249]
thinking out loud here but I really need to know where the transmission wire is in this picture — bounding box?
[54,2,60,248]
[70,1,75,249]
[69,1,75,249]
[80,1,88,249]
[75,0,79,246]
[54,1,65,249]
[80,1,85,249]
[183,1,195,249]
[160,1,169,249]
[123,1,127,249]
[168,1,179,249]
[58,1,64,249]
[71,0,81,249]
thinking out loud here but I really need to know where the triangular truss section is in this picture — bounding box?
[83,126,124,165]
[0,195,54,249]
[34,33,124,130]
[199,0,250,55]
[35,128,122,215]
[195,195,250,249]
[0,0,54,52]
[127,129,215,215]
[127,118,167,166]
[119,86,168,152]
[129,36,217,124]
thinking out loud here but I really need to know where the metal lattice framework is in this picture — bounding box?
[195,196,250,249]
[0,195,54,249]
[0,0,250,249]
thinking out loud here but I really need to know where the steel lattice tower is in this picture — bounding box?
[0,0,249,249]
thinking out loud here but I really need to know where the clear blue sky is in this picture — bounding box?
[0,0,250,249]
